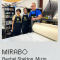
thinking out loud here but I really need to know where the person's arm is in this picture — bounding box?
[12,15,15,30]
[29,12,31,20]
[32,14,42,20]
[12,20,14,30]
[21,16,22,23]
[32,10,42,20]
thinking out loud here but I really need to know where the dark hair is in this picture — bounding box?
[16,9,21,13]
[23,8,28,11]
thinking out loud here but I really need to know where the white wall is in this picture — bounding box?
[2,0,58,27]
[16,0,39,8]
[43,0,58,18]
[2,0,39,26]
[43,0,49,11]
[43,0,58,11]
[15,0,39,16]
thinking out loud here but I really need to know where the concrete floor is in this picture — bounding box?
[2,32,54,42]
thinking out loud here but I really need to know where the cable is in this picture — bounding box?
[49,0,51,9]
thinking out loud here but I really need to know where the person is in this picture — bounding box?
[29,3,42,32]
[22,8,29,34]
[12,9,22,36]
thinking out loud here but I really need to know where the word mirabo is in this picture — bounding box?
[2,49,28,55]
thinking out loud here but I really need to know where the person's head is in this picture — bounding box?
[31,3,36,11]
[16,9,21,15]
[23,8,28,14]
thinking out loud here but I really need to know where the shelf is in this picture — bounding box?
[6,20,12,21]
[41,19,58,21]
[6,24,12,26]
[5,10,15,12]
[4,7,15,36]
[5,14,14,15]
[6,28,12,30]
[6,18,12,19]
[5,7,15,8]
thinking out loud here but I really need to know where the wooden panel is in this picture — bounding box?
[39,0,43,13]
[39,0,43,8]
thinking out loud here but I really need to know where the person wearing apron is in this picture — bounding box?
[29,3,42,32]
[30,10,36,32]
[12,9,22,36]
[22,8,29,34]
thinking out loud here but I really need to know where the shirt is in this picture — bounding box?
[29,10,41,18]
[12,15,22,21]
[22,14,29,17]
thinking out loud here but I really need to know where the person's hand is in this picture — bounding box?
[11,30,13,32]
[12,27,13,30]
[32,18,36,20]
[11,27,13,32]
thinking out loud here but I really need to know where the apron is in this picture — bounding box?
[30,10,36,32]
[22,14,29,34]
[13,15,22,35]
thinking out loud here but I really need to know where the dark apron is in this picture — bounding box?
[22,14,29,34]
[13,16,22,35]
[30,10,36,32]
